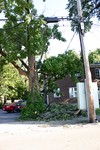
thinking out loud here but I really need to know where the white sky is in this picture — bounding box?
[0,0,100,57]
[33,0,100,56]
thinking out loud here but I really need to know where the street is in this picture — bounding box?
[0,121,100,150]
[0,109,20,124]
[0,109,100,150]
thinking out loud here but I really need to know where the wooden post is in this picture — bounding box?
[77,0,96,123]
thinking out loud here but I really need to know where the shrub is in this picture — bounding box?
[20,89,46,120]
[39,103,78,121]
[96,108,100,115]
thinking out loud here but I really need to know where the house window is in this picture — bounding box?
[54,88,61,98]
[69,87,77,98]
[95,68,100,78]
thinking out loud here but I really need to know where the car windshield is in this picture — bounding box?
[16,100,27,106]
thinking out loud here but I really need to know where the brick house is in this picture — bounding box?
[47,63,100,104]
[90,63,100,100]
[47,75,76,104]
[90,63,100,81]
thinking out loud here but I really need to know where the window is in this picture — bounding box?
[69,87,77,98]
[95,68,100,78]
[54,88,61,98]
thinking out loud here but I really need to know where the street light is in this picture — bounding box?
[44,17,60,23]
[44,17,69,23]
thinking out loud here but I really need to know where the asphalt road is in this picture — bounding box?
[0,120,100,150]
[1,109,100,150]
[0,109,20,124]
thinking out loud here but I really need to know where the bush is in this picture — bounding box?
[81,110,87,117]
[39,103,78,121]
[20,94,88,121]
[20,89,46,120]
[96,108,100,115]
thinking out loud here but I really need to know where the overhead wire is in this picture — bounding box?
[93,23,100,26]
[89,28,100,42]
[66,31,76,51]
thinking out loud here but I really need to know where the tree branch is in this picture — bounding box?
[19,59,29,71]
[0,48,28,77]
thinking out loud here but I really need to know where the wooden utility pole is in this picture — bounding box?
[76,0,96,123]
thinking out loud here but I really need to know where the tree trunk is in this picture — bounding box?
[28,55,39,93]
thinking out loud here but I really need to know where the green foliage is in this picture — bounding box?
[40,49,100,93]
[20,102,89,121]
[20,89,46,120]
[0,1,66,62]
[39,103,78,121]
[89,49,100,64]
[40,50,83,92]
[0,56,7,72]
[81,110,87,117]
[51,24,66,42]
[96,108,100,115]
[0,0,66,99]
[0,0,4,12]
[20,102,79,121]
[66,0,99,32]
[0,63,28,100]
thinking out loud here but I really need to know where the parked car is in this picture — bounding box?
[2,102,20,113]
[14,100,27,112]
[2,100,26,113]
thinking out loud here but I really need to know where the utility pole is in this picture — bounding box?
[77,0,96,123]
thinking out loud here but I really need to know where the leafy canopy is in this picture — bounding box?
[66,0,100,32]
[40,50,83,92]
[89,48,100,64]
[0,0,66,63]
[0,63,28,100]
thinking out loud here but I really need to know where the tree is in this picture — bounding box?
[40,49,100,93]
[89,48,100,64]
[0,0,4,12]
[0,63,28,100]
[40,50,83,92]
[66,0,100,32]
[0,0,66,102]
[0,55,7,72]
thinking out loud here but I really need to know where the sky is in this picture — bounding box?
[0,0,100,57]
[33,0,100,56]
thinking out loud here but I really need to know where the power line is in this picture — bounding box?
[66,31,76,51]
[89,30,100,42]
[93,23,100,26]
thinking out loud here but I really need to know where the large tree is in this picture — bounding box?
[40,49,100,93]
[40,50,83,92]
[0,0,65,101]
